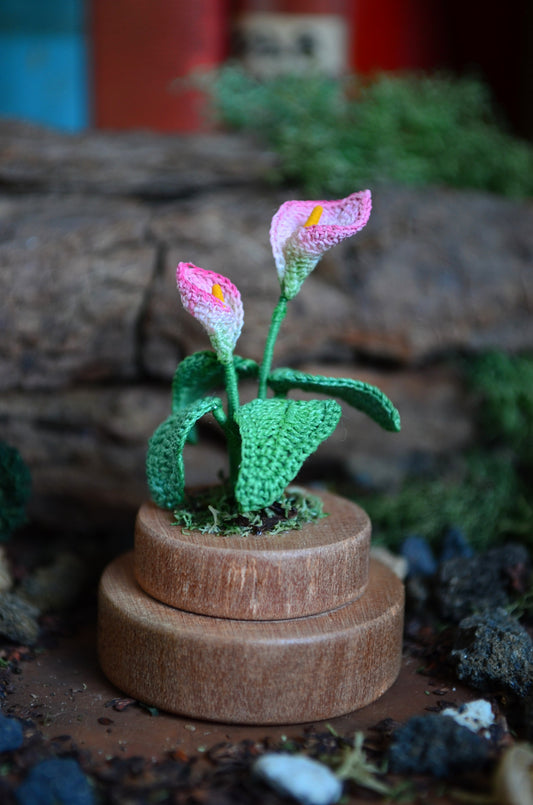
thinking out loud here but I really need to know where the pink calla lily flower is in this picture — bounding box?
[269,190,372,299]
[177,262,244,364]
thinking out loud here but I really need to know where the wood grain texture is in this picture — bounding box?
[134,491,371,620]
[98,554,404,725]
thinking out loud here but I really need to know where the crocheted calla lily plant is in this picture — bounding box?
[147,190,400,515]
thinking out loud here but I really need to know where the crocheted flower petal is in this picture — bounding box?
[176,263,244,362]
[269,190,372,298]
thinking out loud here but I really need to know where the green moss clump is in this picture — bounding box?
[363,452,525,552]
[173,484,325,537]
[466,351,533,466]
[0,442,32,541]
[209,67,533,198]
[361,352,533,552]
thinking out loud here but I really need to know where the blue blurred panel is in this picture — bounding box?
[0,0,89,132]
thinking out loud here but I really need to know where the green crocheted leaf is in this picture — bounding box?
[267,368,401,432]
[234,398,342,511]
[172,351,259,442]
[146,396,223,510]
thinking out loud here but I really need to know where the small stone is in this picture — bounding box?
[15,757,94,805]
[440,700,495,738]
[0,712,24,752]
[253,753,343,805]
[370,547,408,580]
[0,591,39,645]
[451,609,533,698]
[400,535,437,576]
[439,527,473,563]
[388,713,490,778]
[18,552,87,613]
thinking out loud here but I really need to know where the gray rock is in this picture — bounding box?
[348,184,533,363]
[388,713,490,778]
[436,544,530,622]
[254,753,343,805]
[142,184,533,373]
[0,195,154,391]
[0,592,39,645]
[451,608,533,697]
[0,121,274,197]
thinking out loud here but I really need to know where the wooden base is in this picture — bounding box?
[98,553,404,725]
[134,492,371,620]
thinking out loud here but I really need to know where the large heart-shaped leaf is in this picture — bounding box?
[146,396,223,509]
[172,351,259,442]
[234,397,342,511]
[267,368,401,432]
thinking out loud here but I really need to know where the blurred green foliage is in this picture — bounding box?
[364,451,529,552]
[466,351,533,466]
[0,441,31,541]
[361,353,533,551]
[210,67,533,198]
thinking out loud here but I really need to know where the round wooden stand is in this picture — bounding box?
[98,492,404,725]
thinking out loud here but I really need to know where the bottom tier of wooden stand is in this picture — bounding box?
[98,553,404,725]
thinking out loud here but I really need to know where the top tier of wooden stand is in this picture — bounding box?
[134,491,371,621]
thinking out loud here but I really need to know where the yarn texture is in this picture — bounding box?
[146,189,401,513]
[234,398,342,511]
[270,190,372,299]
[176,263,243,364]
[147,397,223,509]
[268,368,401,432]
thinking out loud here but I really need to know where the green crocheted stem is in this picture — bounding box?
[171,351,259,444]
[224,360,240,420]
[224,360,242,487]
[258,295,288,400]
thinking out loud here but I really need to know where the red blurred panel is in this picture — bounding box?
[91,0,229,132]
[350,0,447,73]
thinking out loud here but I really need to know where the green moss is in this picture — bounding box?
[209,67,533,198]
[466,351,533,465]
[360,353,533,552]
[363,451,525,552]
[173,484,325,537]
[0,442,32,541]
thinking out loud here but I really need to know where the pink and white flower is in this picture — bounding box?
[176,263,244,363]
[269,190,372,299]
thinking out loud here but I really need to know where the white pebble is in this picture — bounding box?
[441,699,495,737]
[370,546,408,580]
[253,753,343,805]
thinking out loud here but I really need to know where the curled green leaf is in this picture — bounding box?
[267,368,401,432]
[146,397,224,509]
